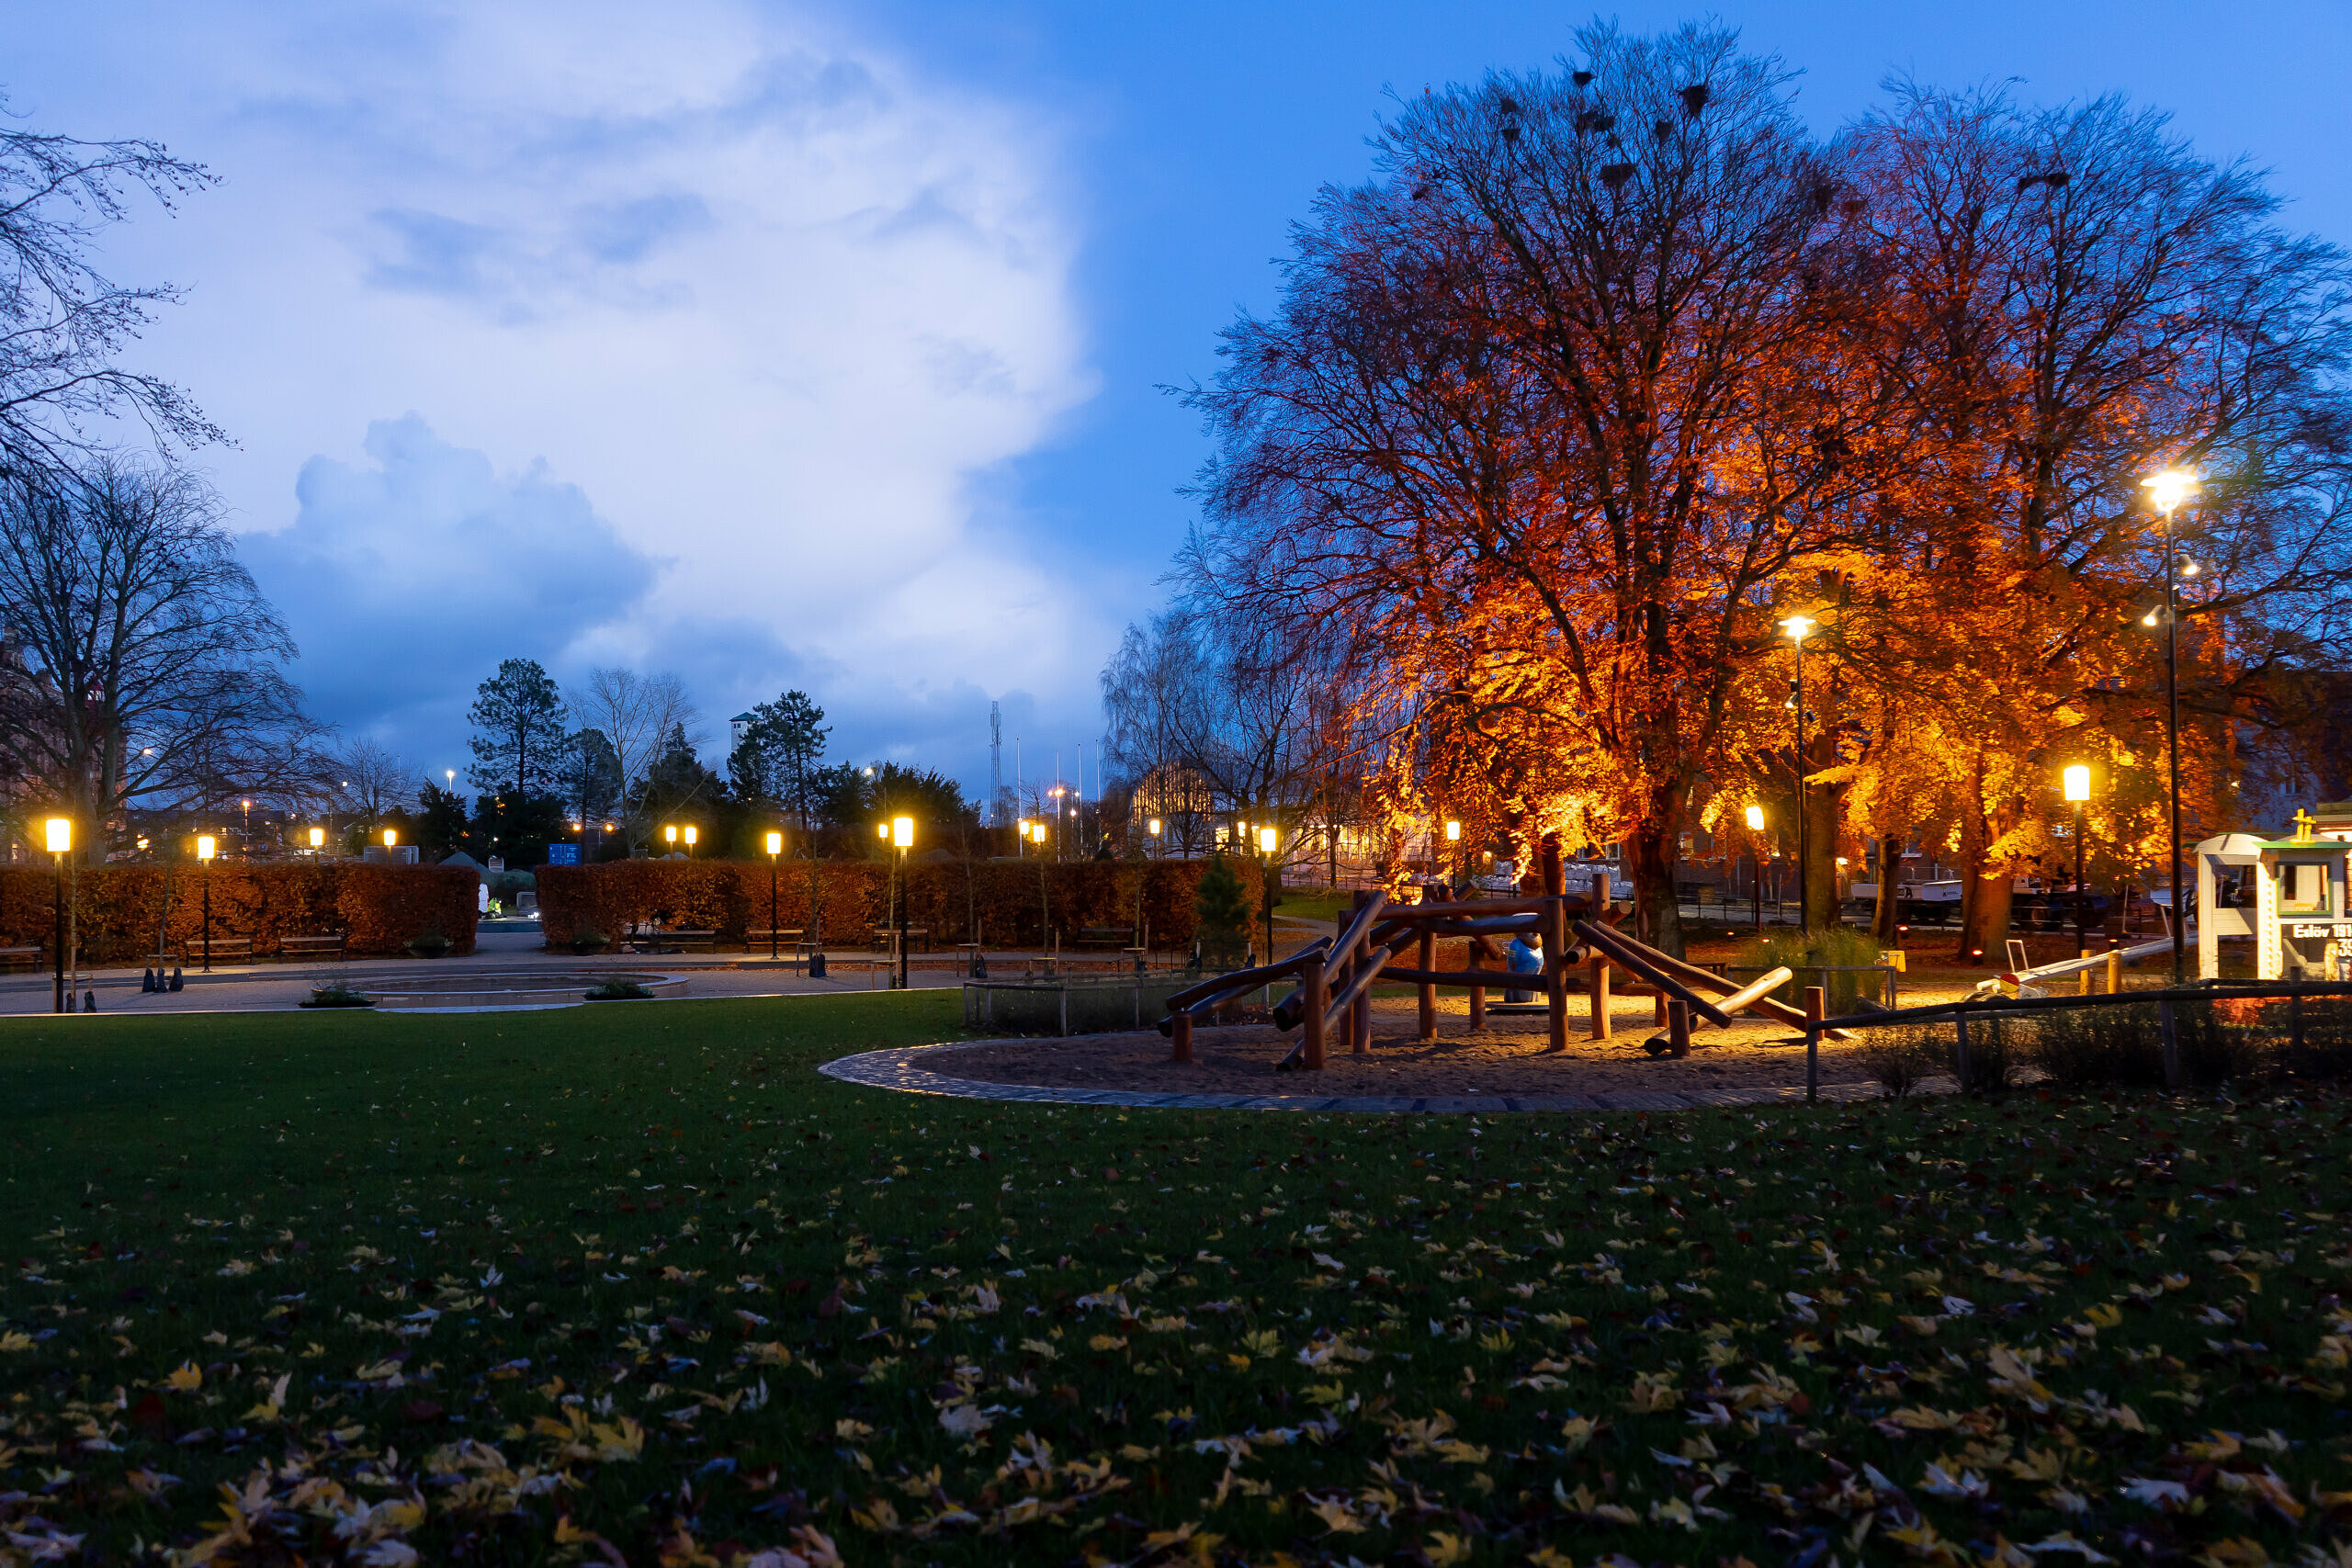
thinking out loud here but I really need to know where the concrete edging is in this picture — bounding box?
[818,1041,1914,1113]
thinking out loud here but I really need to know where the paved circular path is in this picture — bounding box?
[820,1041,1923,1113]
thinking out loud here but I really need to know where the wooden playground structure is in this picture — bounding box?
[1157,888,1856,1067]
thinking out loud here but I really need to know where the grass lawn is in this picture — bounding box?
[5,994,2351,1566]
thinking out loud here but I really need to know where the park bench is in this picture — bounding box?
[744,928,803,953]
[0,945,42,969]
[184,936,255,964]
[1071,927,1135,950]
[867,927,929,953]
[278,933,346,962]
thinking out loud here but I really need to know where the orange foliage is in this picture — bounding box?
[0,864,479,961]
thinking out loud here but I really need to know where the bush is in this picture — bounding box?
[405,928,451,959]
[2013,998,2247,1089]
[585,978,652,1001]
[1857,1027,1939,1098]
[1735,926,1887,1017]
[1192,853,1254,967]
[300,983,373,1010]
[569,926,610,955]
[0,863,476,961]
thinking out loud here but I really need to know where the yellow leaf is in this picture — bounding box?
[0,1331,33,1353]
[2085,1303,2123,1328]
[164,1361,203,1393]
[1426,1531,1474,1566]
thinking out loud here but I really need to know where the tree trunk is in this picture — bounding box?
[1804,752,1842,932]
[1627,813,1684,958]
[1961,866,2016,965]
[1871,839,1903,945]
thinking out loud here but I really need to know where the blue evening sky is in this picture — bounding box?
[6,1,2346,804]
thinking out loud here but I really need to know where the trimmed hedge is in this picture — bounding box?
[536,859,1216,950]
[0,863,480,962]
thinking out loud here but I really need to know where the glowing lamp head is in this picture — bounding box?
[1744,804,1765,831]
[382,828,397,848]
[664,825,678,844]
[1780,614,1815,643]
[1258,825,1278,854]
[42,817,71,853]
[309,827,325,849]
[683,826,697,847]
[1148,818,1162,836]
[876,822,889,840]
[892,815,914,849]
[1443,819,1462,842]
[2064,764,2091,803]
[2142,610,2159,627]
[197,834,217,862]
[765,830,783,855]
[2143,468,2197,515]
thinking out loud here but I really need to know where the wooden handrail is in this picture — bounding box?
[1162,937,1329,1012]
[1608,930,1856,1042]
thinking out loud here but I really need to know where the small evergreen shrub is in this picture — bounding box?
[1193,853,1254,969]
[570,926,610,954]
[585,978,653,1001]
[300,983,374,1009]
[405,928,452,959]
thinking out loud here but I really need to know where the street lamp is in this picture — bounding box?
[765,830,784,961]
[2064,764,2092,959]
[197,833,218,974]
[1256,824,1280,962]
[309,826,325,855]
[683,825,697,858]
[664,824,679,855]
[1743,804,1767,933]
[44,817,70,1013]
[1148,817,1162,859]
[2143,467,2197,983]
[1781,614,1816,931]
[382,828,397,849]
[892,815,915,989]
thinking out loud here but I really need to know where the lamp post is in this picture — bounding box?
[765,831,783,960]
[664,824,679,857]
[1443,818,1462,893]
[309,826,325,857]
[1744,804,1766,934]
[1257,824,1280,963]
[44,817,70,1013]
[2143,468,2196,985]
[1781,615,1815,931]
[1148,817,1162,859]
[684,825,697,859]
[2063,764,2092,959]
[892,815,914,989]
[197,833,217,973]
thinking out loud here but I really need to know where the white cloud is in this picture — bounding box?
[7,0,1108,779]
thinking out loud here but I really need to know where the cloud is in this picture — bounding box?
[11,0,1116,790]
[242,416,656,760]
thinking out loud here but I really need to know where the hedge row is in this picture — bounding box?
[536,859,1216,950]
[0,864,480,962]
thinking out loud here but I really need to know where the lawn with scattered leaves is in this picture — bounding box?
[4,993,2351,1566]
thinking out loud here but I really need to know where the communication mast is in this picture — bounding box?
[989,702,1002,826]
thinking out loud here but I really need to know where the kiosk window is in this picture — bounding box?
[2282,863,2330,914]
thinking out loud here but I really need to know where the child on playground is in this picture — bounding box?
[1505,929,1544,1003]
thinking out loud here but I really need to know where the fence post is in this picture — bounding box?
[1545,897,1570,1053]
[1804,986,1825,1104]
[1417,927,1436,1043]
[1954,1009,1972,1092]
[1668,998,1692,1059]
[1590,954,1611,1041]
[2160,997,2182,1089]
[1170,1009,1193,1065]
[1653,992,1667,1028]
[1303,954,1327,1070]
[2106,950,2120,995]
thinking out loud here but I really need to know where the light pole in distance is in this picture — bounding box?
[1781,615,1815,931]
[2143,467,2196,984]
[197,833,217,973]
[45,817,70,1012]
[893,816,915,989]
[1744,804,1766,934]
[1443,818,1462,893]
[1257,824,1280,962]
[765,830,783,961]
[309,826,325,858]
[2064,764,2092,959]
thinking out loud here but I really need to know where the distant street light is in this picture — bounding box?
[664,824,679,854]
[44,817,70,1013]
[309,826,325,854]
[1256,824,1280,962]
[892,816,915,989]
[1743,804,1766,932]
[1781,614,1816,931]
[197,833,218,974]
[765,830,784,961]
[683,825,697,858]
[382,828,397,848]
[2143,467,2198,984]
[2064,764,2093,959]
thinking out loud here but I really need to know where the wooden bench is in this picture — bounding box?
[278,933,346,962]
[185,936,255,964]
[745,928,803,953]
[868,927,929,953]
[0,945,42,969]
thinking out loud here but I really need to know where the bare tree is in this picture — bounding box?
[0,101,224,472]
[328,737,413,832]
[569,668,699,851]
[0,456,325,857]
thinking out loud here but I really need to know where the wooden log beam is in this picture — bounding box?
[1608,934,1856,1042]
[1575,920,1734,1028]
